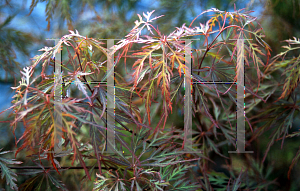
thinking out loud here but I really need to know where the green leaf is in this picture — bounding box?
[0,148,22,190]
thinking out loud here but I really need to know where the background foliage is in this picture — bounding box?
[0,0,300,190]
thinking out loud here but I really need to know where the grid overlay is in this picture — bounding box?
[49,39,117,154]
[183,38,253,153]
[50,37,253,156]
[3,37,255,171]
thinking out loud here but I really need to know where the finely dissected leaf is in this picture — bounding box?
[288,147,300,179]
[1,6,293,190]
[231,169,243,191]
[0,149,22,190]
[72,72,93,103]
[47,173,67,190]
[251,102,298,163]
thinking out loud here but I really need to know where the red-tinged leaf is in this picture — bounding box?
[157,72,163,87]
[62,113,77,119]
[146,93,152,125]
[16,126,31,145]
[132,51,148,56]
[288,147,300,179]
[48,152,61,175]
[132,58,143,68]
[138,83,149,97]
[231,44,237,62]
[167,65,173,77]
[178,63,184,78]
[149,52,152,69]
[154,60,163,68]
[170,54,175,71]
[76,147,91,180]
[15,140,30,158]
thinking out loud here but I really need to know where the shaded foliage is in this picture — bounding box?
[0,3,300,191]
